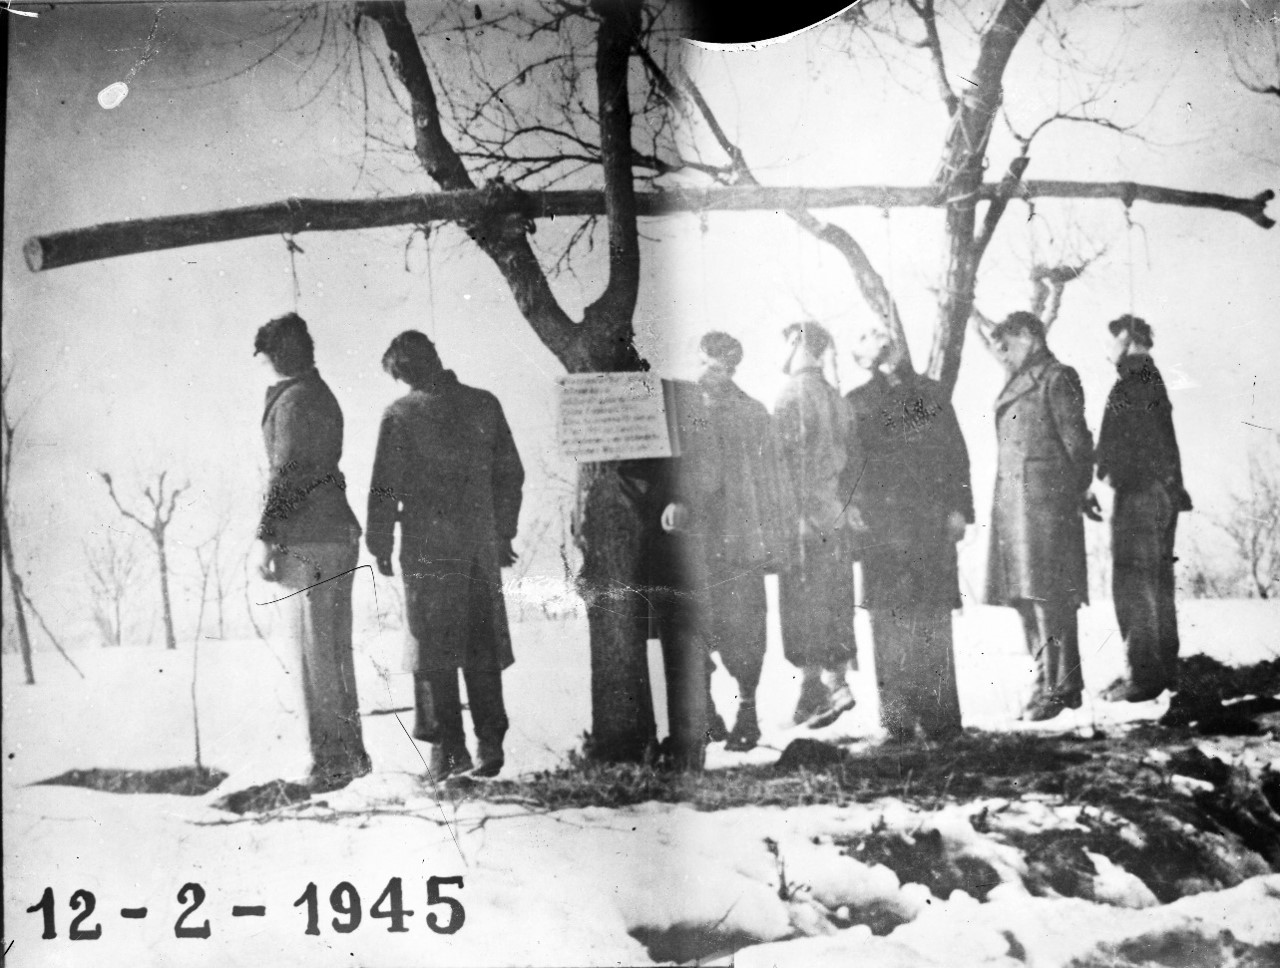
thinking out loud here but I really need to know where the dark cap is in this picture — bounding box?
[699,331,744,369]
[989,310,1045,343]
[1108,313,1154,346]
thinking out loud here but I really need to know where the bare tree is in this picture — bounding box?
[1216,443,1280,599]
[85,530,142,648]
[0,359,36,683]
[193,514,234,640]
[100,471,188,651]
[21,0,1275,761]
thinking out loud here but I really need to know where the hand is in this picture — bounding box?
[1082,491,1103,522]
[660,502,688,533]
[842,506,868,534]
[254,540,281,583]
[946,510,968,544]
[376,556,395,577]
[497,540,518,569]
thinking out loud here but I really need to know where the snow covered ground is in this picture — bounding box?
[4,594,1279,966]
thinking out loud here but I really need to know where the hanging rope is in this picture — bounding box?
[282,234,304,313]
[1123,201,1136,316]
[698,210,710,335]
[424,225,437,340]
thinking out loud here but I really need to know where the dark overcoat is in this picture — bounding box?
[845,371,973,611]
[984,348,1094,608]
[366,372,524,673]
[677,375,798,574]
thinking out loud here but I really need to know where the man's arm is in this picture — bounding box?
[490,400,525,562]
[366,409,402,571]
[1047,366,1096,500]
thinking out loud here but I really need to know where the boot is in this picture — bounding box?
[805,667,856,729]
[468,736,505,779]
[428,742,473,781]
[792,667,825,725]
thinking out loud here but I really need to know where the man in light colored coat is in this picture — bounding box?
[984,311,1100,722]
[774,321,859,729]
[254,312,370,791]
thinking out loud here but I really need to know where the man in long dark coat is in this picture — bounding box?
[665,332,797,752]
[985,311,1099,722]
[1096,314,1192,703]
[774,321,859,728]
[846,326,973,741]
[253,312,371,791]
[367,331,524,780]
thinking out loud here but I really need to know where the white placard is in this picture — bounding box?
[556,371,674,462]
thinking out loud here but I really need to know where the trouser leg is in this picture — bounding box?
[280,541,369,777]
[871,606,914,739]
[1158,510,1182,690]
[1112,484,1176,693]
[414,670,466,754]
[1019,599,1083,702]
[657,596,707,769]
[872,605,961,739]
[462,667,508,769]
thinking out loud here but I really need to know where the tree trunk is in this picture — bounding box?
[577,460,655,763]
[157,534,177,651]
[1,519,36,684]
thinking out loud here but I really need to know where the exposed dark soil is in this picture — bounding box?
[35,766,227,796]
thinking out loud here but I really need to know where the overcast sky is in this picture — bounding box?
[4,0,1278,641]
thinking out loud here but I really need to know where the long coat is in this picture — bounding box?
[366,372,524,673]
[984,348,1094,608]
[258,369,362,545]
[845,371,973,611]
[773,366,858,668]
[676,375,798,574]
[1096,353,1191,508]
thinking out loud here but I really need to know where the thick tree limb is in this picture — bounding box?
[582,0,643,369]
[358,0,585,370]
[929,0,1046,396]
[25,182,1272,275]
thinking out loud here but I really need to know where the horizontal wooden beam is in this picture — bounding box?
[24,181,1274,272]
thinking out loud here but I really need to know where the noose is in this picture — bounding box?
[282,233,304,313]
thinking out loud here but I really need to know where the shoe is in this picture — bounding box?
[1101,679,1164,703]
[428,745,474,781]
[804,680,856,730]
[464,738,504,779]
[792,669,825,725]
[725,704,761,752]
[1020,692,1081,723]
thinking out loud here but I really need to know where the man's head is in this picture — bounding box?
[781,321,833,374]
[253,312,315,378]
[989,311,1046,372]
[850,325,893,373]
[1106,314,1154,365]
[381,330,444,387]
[698,331,743,382]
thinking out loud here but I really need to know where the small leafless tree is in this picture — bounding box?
[100,471,188,650]
[1216,442,1280,599]
[0,359,35,682]
[193,515,234,640]
[85,530,142,648]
